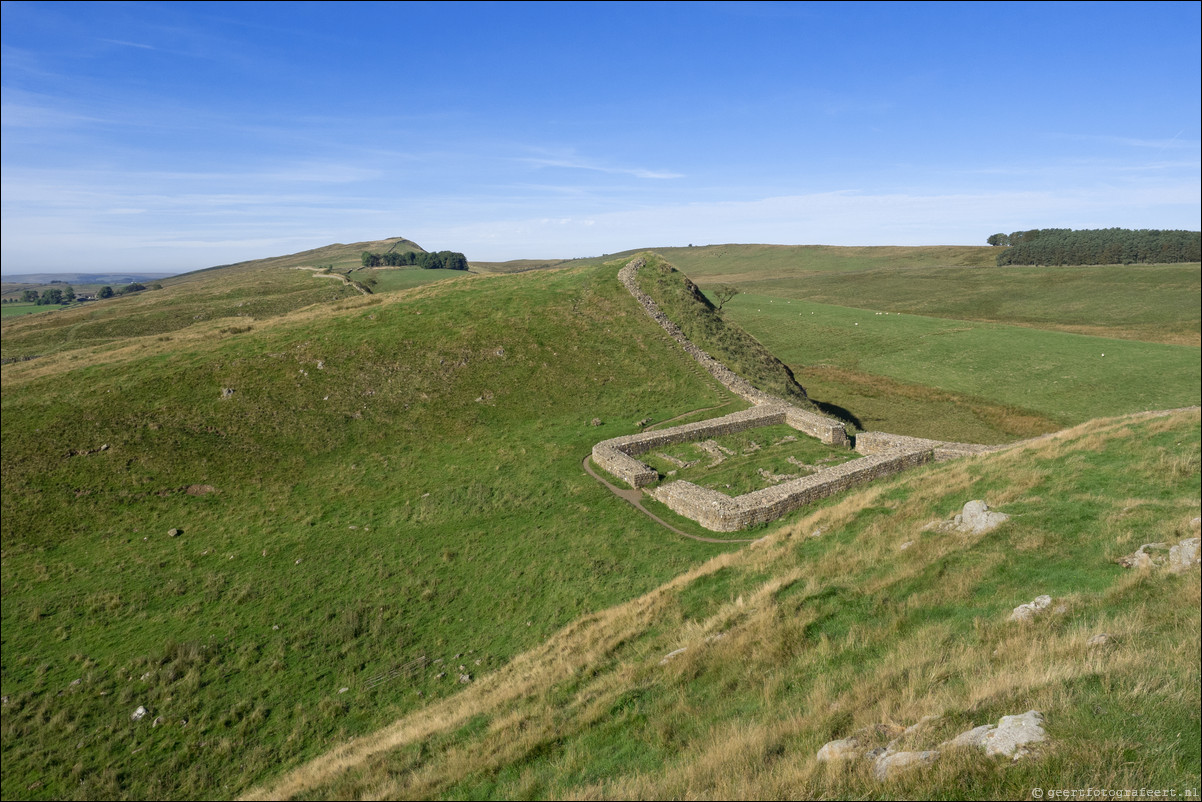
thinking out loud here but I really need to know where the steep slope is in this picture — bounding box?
[1,260,755,800]
[249,408,1201,800]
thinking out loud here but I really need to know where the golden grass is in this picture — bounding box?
[243,409,1200,800]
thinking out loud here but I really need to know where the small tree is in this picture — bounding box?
[98,286,114,299]
[711,284,739,312]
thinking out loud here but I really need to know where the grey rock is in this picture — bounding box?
[1009,595,1053,622]
[816,736,861,762]
[1120,542,1170,569]
[168,528,182,537]
[873,750,938,780]
[221,387,235,398]
[983,710,1047,759]
[659,647,688,665]
[1088,633,1117,648]
[131,705,147,722]
[1168,537,1200,573]
[458,674,472,684]
[941,724,995,749]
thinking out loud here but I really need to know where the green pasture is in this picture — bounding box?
[0,262,745,800]
[703,262,1200,346]
[294,409,1202,801]
[365,267,472,293]
[720,293,1200,440]
[1,302,56,319]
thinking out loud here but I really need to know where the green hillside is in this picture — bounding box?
[250,408,1201,800]
[3,242,1198,801]
[1,258,765,800]
[0,237,462,361]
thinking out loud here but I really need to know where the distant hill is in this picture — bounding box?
[1,272,178,285]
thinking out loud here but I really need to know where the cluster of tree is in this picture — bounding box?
[987,228,1201,265]
[360,250,469,270]
[20,286,76,305]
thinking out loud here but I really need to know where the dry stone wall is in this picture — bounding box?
[855,431,1001,461]
[617,257,848,446]
[595,255,993,531]
[650,441,933,532]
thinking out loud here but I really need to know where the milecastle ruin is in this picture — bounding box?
[590,256,998,532]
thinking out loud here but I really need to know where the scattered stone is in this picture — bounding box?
[458,674,472,684]
[899,540,914,551]
[659,647,688,665]
[131,706,147,722]
[1119,542,1170,569]
[757,467,799,484]
[168,528,182,537]
[873,750,939,780]
[70,678,81,687]
[1009,595,1053,623]
[152,716,166,727]
[636,417,652,428]
[185,484,216,496]
[809,527,823,538]
[435,672,446,679]
[221,388,235,398]
[140,672,152,681]
[590,418,603,427]
[983,711,1047,759]
[1087,633,1117,649]
[338,687,349,694]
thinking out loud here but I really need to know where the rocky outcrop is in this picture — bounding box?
[923,500,1011,535]
[817,710,1049,781]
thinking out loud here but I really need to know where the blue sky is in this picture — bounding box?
[2,1,1199,273]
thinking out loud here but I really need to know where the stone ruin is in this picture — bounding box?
[591,256,1001,532]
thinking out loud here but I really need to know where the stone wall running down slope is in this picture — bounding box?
[592,255,1000,532]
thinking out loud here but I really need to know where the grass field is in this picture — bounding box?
[365,267,472,293]
[719,293,1199,442]
[3,241,1198,801]
[704,263,1201,347]
[1,302,56,319]
[249,409,1201,801]
[0,261,753,800]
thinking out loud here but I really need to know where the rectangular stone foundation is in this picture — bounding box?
[650,447,933,532]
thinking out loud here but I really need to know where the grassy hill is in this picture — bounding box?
[248,407,1201,800]
[3,241,1198,800]
[0,237,465,362]
[1,256,768,799]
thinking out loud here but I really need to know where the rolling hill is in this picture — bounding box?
[2,239,1198,800]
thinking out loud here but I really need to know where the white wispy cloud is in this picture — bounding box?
[518,154,683,180]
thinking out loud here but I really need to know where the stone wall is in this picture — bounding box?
[591,406,788,488]
[854,431,1002,461]
[650,446,934,532]
[617,257,849,447]
[597,255,993,531]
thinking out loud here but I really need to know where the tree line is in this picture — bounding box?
[10,282,153,305]
[360,250,469,270]
[987,228,1201,265]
